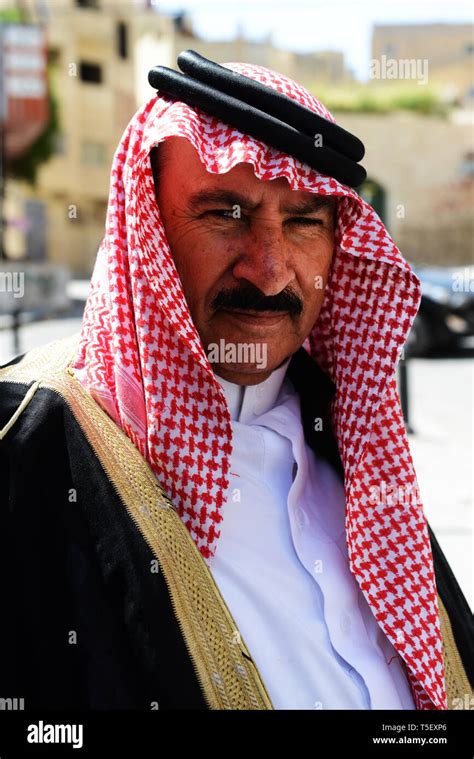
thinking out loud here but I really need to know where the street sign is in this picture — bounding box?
[0,23,49,159]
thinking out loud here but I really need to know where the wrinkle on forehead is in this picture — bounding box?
[151,135,337,221]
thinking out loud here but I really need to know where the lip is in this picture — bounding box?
[219,308,288,326]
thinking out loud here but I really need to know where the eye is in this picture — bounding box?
[206,209,237,219]
[288,217,324,226]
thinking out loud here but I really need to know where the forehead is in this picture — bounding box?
[154,135,333,205]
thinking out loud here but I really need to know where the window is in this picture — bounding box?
[381,44,397,57]
[47,48,60,66]
[117,21,128,59]
[80,141,106,166]
[75,0,100,8]
[459,152,474,180]
[53,133,67,155]
[79,61,102,84]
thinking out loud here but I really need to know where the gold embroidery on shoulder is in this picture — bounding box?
[438,594,474,709]
[0,333,80,385]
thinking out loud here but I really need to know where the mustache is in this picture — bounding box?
[212,283,303,316]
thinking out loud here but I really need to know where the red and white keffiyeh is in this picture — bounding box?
[72,61,447,710]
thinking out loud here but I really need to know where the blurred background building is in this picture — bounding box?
[372,22,474,103]
[1,0,356,273]
[0,0,472,273]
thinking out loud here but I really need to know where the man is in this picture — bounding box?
[0,52,472,711]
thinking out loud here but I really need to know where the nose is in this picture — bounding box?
[231,224,295,297]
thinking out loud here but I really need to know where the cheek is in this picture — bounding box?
[178,234,237,287]
[304,282,326,320]
[172,243,227,317]
[297,242,334,291]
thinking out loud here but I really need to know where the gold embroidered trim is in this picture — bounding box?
[0,334,274,711]
[438,595,474,709]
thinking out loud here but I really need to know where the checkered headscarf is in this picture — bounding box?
[72,61,447,710]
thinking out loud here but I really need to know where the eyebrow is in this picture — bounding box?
[187,189,336,215]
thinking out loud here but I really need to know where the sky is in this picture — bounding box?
[151,0,473,82]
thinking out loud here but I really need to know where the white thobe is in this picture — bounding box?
[209,359,415,710]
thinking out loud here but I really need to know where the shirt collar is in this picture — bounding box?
[214,356,292,424]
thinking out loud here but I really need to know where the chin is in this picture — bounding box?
[212,365,272,386]
[228,362,270,374]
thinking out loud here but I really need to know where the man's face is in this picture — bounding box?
[153,136,336,385]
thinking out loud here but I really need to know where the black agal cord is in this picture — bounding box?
[148,49,367,188]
